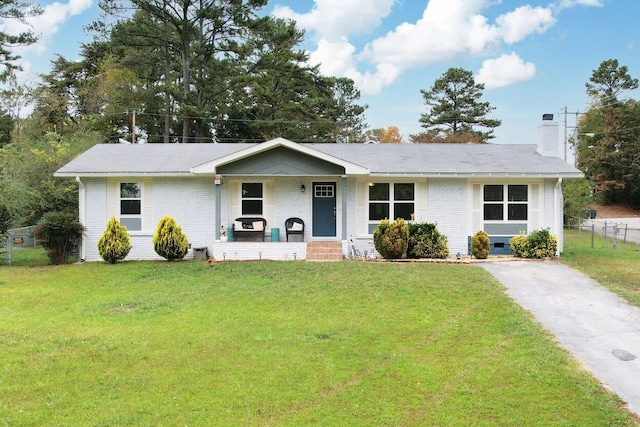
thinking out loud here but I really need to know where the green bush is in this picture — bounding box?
[407,222,449,259]
[471,230,490,259]
[153,216,189,261]
[31,211,84,265]
[98,216,132,264]
[373,218,409,259]
[510,229,558,259]
[562,178,595,221]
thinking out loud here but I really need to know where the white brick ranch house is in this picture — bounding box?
[55,134,582,261]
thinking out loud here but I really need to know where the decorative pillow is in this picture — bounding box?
[290,222,303,231]
[252,221,264,231]
[234,221,243,230]
[243,222,253,229]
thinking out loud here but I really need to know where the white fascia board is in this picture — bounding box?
[54,172,193,178]
[191,137,369,175]
[367,172,584,179]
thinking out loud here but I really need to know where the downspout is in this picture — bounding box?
[554,178,563,255]
[341,176,348,241]
[76,177,86,261]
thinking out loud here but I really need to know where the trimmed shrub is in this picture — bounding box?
[509,234,529,257]
[510,229,558,259]
[471,230,490,259]
[98,216,132,264]
[31,211,84,265]
[407,222,449,259]
[153,216,189,261]
[373,218,409,259]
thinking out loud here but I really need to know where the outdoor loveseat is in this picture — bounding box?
[232,217,267,241]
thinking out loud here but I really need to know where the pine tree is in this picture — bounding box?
[418,68,500,143]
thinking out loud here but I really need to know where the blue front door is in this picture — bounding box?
[312,182,336,237]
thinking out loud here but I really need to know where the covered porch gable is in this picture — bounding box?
[190,137,369,176]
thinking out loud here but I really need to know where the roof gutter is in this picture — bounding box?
[54,172,195,178]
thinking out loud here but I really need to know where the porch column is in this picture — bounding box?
[341,176,348,240]
[215,176,222,239]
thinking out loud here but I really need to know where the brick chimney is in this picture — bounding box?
[536,113,561,158]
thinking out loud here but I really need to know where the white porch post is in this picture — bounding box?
[341,176,348,240]
[215,176,222,240]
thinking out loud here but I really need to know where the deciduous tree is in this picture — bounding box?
[380,126,402,143]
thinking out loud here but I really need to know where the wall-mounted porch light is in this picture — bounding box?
[301,184,306,193]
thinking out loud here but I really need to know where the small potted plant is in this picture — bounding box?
[220,225,228,242]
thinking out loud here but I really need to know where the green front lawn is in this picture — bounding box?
[563,228,640,307]
[0,257,637,425]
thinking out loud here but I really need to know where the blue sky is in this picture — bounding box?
[5,0,640,146]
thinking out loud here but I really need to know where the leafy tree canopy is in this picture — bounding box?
[380,126,402,143]
[577,59,640,206]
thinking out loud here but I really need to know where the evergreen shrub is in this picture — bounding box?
[98,216,131,264]
[31,211,84,265]
[373,218,409,259]
[407,222,449,259]
[471,230,490,259]
[153,216,189,261]
[510,229,557,259]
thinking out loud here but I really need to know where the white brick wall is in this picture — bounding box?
[210,242,307,261]
[81,177,216,262]
[78,175,565,261]
[427,179,469,255]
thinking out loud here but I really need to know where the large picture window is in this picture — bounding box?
[483,184,528,221]
[241,182,263,215]
[369,183,415,222]
[120,182,142,231]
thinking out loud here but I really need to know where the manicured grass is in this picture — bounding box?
[563,229,640,308]
[1,257,637,425]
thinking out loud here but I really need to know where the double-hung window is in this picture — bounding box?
[483,185,528,221]
[120,182,142,231]
[241,183,263,215]
[368,183,415,232]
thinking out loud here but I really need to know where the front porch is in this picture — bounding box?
[202,241,346,261]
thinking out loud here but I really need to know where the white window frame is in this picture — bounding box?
[367,182,415,232]
[483,184,528,223]
[120,182,142,231]
[241,182,264,216]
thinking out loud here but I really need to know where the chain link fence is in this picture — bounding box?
[565,217,640,249]
[2,226,38,266]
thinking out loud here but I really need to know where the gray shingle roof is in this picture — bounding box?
[55,142,582,178]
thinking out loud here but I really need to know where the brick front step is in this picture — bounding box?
[306,242,344,261]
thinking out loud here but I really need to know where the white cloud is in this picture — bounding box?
[273,0,395,40]
[496,6,556,44]
[554,0,603,11]
[309,37,401,94]
[475,52,536,89]
[6,0,92,59]
[271,0,603,94]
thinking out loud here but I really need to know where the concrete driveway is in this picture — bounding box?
[480,261,640,417]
